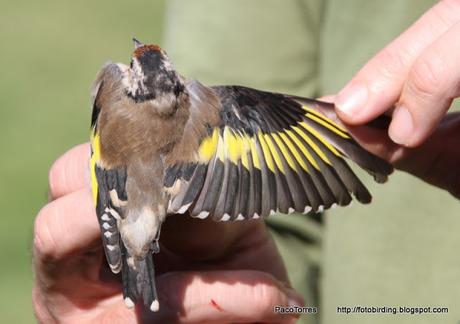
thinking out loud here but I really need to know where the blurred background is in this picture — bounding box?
[1,1,460,323]
[0,1,165,322]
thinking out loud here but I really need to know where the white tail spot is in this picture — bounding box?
[150,299,160,312]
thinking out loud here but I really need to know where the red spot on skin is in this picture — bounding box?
[134,44,162,58]
[210,299,224,312]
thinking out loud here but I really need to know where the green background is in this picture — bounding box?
[0,1,165,322]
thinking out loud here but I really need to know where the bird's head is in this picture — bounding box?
[120,38,185,103]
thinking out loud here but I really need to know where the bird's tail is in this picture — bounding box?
[121,243,159,312]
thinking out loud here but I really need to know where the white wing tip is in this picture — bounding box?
[236,214,245,221]
[303,206,312,214]
[196,211,209,219]
[221,213,231,221]
[177,203,192,214]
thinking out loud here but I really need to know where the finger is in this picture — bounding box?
[147,270,305,323]
[34,188,99,263]
[49,143,90,200]
[389,20,460,146]
[335,0,460,124]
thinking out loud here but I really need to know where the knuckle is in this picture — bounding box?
[34,204,59,260]
[373,47,412,81]
[408,55,446,99]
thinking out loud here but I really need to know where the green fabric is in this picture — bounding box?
[163,1,460,323]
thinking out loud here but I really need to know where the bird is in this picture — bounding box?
[89,38,393,312]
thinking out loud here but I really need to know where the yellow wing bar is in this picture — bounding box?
[197,108,350,174]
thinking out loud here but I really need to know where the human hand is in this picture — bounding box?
[330,0,460,197]
[33,144,304,324]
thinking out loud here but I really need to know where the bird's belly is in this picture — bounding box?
[119,205,163,259]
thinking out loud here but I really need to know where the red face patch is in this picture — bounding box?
[134,44,162,58]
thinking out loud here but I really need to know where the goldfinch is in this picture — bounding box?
[89,39,393,312]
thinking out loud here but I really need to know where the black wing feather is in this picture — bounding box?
[94,165,126,273]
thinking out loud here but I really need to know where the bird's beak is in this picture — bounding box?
[133,38,144,49]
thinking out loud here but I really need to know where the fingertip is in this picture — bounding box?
[389,105,414,146]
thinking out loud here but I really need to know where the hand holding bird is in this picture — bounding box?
[33,144,304,323]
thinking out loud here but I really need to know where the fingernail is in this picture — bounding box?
[389,105,413,145]
[336,82,369,119]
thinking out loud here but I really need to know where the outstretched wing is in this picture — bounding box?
[165,84,393,221]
